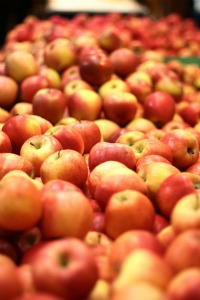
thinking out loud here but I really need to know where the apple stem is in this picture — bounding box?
[194,194,200,210]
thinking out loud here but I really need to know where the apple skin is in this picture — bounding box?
[132,138,173,162]
[108,229,164,276]
[126,117,156,133]
[44,125,84,154]
[2,114,42,154]
[21,238,98,300]
[0,131,12,153]
[0,254,23,299]
[156,173,196,218]
[105,189,155,239]
[152,213,170,234]
[63,79,94,100]
[0,75,19,109]
[40,149,88,188]
[61,65,80,89]
[20,74,50,103]
[0,175,42,232]
[0,152,35,179]
[156,225,176,251]
[98,78,130,100]
[160,129,199,170]
[88,141,136,172]
[20,134,63,177]
[102,92,138,126]
[136,154,172,173]
[39,180,93,239]
[109,47,138,78]
[98,25,121,53]
[112,249,174,293]
[67,120,102,154]
[67,89,102,121]
[165,229,200,273]
[94,168,147,211]
[32,88,67,125]
[44,38,77,72]
[79,48,113,86]
[167,267,200,300]
[143,91,176,128]
[5,49,38,83]
[39,65,61,89]
[10,102,33,116]
[170,191,200,234]
[94,119,120,142]
[154,76,183,103]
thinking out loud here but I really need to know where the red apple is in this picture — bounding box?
[32,88,67,125]
[88,141,136,171]
[20,74,50,103]
[102,92,138,126]
[2,114,42,154]
[10,102,33,116]
[0,131,12,153]
[0,75,19,108]
[63,79,93,100]
[109,47,138,78]
[98,26,121,53]
[20,134,63,177]
[67,89,102,121]
[79,48,113,86]
[98,78,130,100]
[143,91,176,128]
[40,149,88,188]
[22,238,98,299]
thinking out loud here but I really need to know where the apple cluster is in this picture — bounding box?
[0,11,200,300]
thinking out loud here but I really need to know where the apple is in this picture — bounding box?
[10,102,33,116]
[88,279,110,300]
[115,130,146,147]
[105,189,155,239]
[20,74,50,103]
[0,174,42,231]
[30,115,53,134]
[39,65,61,89]
[154,76,183,103]
[156,172,196,218]
[88,141,136,171]
[0,107,11,123]
[94,119,120,141]
[153,214,170,234]
[146,128,166,141]
[16,264,36,295]
[98,26,121,53]
[167,267,200,300]
[143,91,176,128]
[0,254,23,299]
[98,78,130,100]
[126,117,156,133]
[162,120,190,132]
[79,47,113,86]
[63,79,94,100]
[110,282,170,300]
[67,89,102,121]
[5,49,38,83]
[61,65,80,89]
[17,226,42,255]
[32,88,67,125]
[171,191,200,233]
[137,161,180,205]
[94,167,147,210]
[44,125,84,154]
[0,75,19,108]
[40,149,88,188]
[107,127,131,143]
[165,229,200,272]
[109,47,138,78]
[125,71,153,104]
[39,180,93,239]
[44,38,77,72]
[22,238,98,299]
[0,153,35,179]
[160,129,199,170]
[156,225,176,250]
[132,138,173,162]
[2,114,42,154]
[102,92,138,126]
[87,160,129,199]
[112,249,174,293]
[91,212,106,233]
[136,154,172,174]
[108,229,164,276]
[20,134,63,177]
[0,131,12,153]
[66,120,102,154]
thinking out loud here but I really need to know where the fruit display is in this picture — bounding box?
[1,10,200,299]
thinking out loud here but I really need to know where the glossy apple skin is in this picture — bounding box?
[79,48,113,86]
[21,238,98,299]
[2,114,42,154]
[0,75,19,108]
[88,141,136,171]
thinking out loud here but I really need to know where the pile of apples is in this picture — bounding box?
[0,11,200,300]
